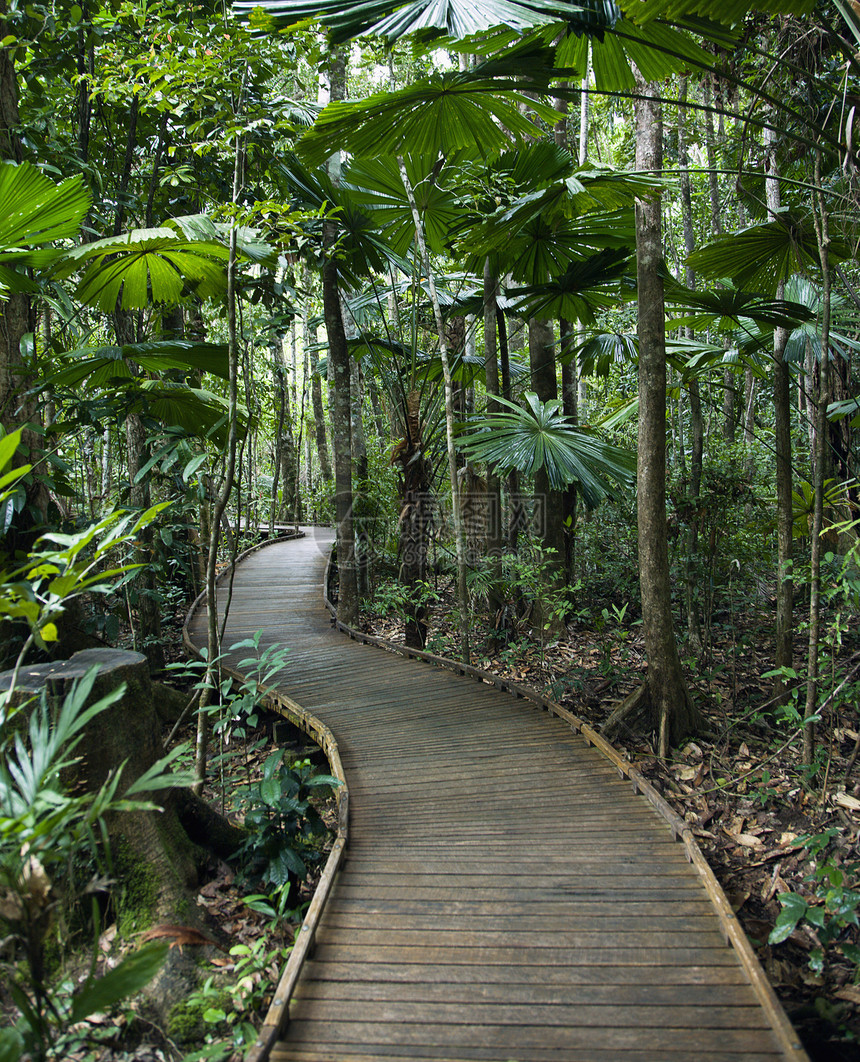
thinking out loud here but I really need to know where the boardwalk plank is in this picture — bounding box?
[186,531,805,1061]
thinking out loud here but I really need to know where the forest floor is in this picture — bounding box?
[356,584,860,1062]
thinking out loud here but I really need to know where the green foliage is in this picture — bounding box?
[0,670,179,1060]
[176,937,291,1060]
[0,446,188,1058]
[0,161,90,297]
[232,752,340,917]
[769,829,860,976]
[457,391,635,504]
[297,71,559,167]
[369,576,438,624]
[0,503,170,672]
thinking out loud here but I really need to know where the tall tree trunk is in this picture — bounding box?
[324,49,358,626]
[560,318,578,582]
[483,259,505,632]
[395,389,432,649]
[270,358,285,534]
[398,155,470,663]
[114,307,164,674]
[764,125,794,707]
[304,265,332,481]
[498,306,523,553]
[196,108,244,791]
[678,77,703,653]
[605,77,701,755]
[529,318,566,587]
[0,10,45,569]
[350,356,369,598]
[804,154,833,766]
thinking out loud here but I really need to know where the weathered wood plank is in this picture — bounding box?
[184,531,807,1062]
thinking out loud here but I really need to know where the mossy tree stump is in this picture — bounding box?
[0,648,244,1015]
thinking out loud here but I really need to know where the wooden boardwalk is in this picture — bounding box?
[185,530,807,1062]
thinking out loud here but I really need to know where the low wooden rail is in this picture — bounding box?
[182,531,349,1062]
[184,530,809,1062]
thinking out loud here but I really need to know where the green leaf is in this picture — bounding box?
[70,942,168,1023]
[259,777,282,806]
[268,846,305,885]
[235,0,563,43]
[768,892,808,945]
[56,229,231,312]
[0,427,23,469]
[687,213,849,296]
[298,71,559,168]
[344,154,466,256]
[0,161,90,252]
[48,341,231,391]
[506,248,632,324]
[618,0,813,25]
[457,391,635,504]
[0,1027,24,1062]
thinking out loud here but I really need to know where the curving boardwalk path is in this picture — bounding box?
[186,530,806,1062]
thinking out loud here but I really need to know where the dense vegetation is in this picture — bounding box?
[3,0,860,1057]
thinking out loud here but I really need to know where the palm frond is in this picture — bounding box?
[297,72,560,167]
[457,391,635,505]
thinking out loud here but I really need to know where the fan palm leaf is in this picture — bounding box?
[297,72,560,168]
[0,161,91,297]
[343,154,466,256]
[506,248,632,324]
[46,341,231,391]
[237,0,598,43]
[618,0,812,24]
[457,391,635,505]
[686,212,849,295]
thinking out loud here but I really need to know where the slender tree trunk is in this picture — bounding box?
[498,306,523,553]
[196,112,244,791]
[529,318,566,591]
[606,77,700,754]
[483,259,505,630]
[308,322,332,481]
[350,356,369,597]
[765,125,794,706]
[270,358,285,534]
[324,49,358,626]
[678,77,703,653]
[804,154,833,766]
[0,10,45,567]
[578,48,591,165]
[398,155,470,663]
[560,322,578,581]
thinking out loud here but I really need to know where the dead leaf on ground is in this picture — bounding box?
[725,830,764,848]
[833,791,860,812]
[140,925,224,950]
[836,986,860,1005]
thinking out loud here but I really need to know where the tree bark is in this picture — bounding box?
[483,259,505,631]
[804,153,833,766]
[529,318,566,585]
[677,77,703,654]
[304,265,332,481]
[398,155,470,663]
[764,124,794,706]
[0,649,244,1018]
[323,48,358,627]
[606,77,701,755]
